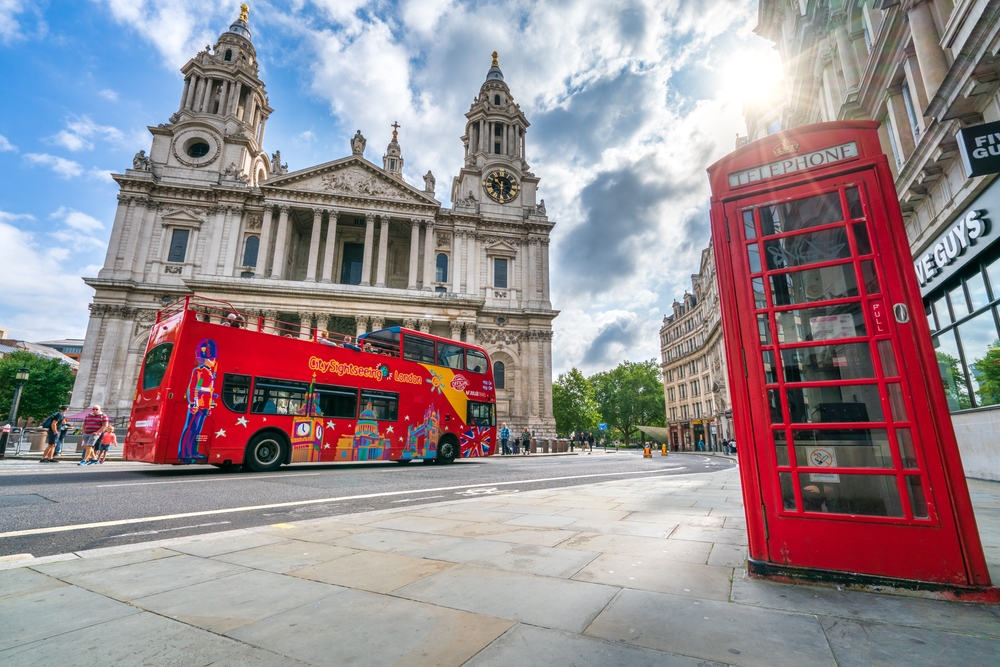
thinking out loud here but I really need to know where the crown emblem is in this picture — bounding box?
[772,138,800,157]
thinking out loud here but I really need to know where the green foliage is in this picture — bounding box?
[590,359,665,442]
[935,351,971,410]
[0,352,76,424]
[552,368,600,437]
[971,341,1000,407]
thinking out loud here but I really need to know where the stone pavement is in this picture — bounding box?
[2,462,1000,666]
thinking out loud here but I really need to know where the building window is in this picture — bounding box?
[494,257,508,288]
[242,236,259,268]
[340,242,364,284]
[495,143,501,154]
[225,49,232,61]
[706,400,713,415]
[167,229,189,263]
[493,361,505,389]
[670,407,677,421]
[694,403,701,418]
[681,405,688,419]
[885,115,902,167]
[390,159,396,169]
[494,94,500,105]
[679,384,687,399]
[436,253,449,282]
[901,83,920,140]
[768,119,781,135]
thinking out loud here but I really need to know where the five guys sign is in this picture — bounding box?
[958,120,1000,178]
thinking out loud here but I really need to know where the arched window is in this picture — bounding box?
[494,94,500,105]
[493,361,505,389]
[242,236,259,268]
[225,49,233,61]
[436,253,448,282]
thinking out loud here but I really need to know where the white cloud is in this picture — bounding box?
[51,206,105,233]
[0,0,46,45]
[0,134,16,152]
[98,88,120,101]
[24,153,84,178]
[0,209,34,224]
[48,115,127,152]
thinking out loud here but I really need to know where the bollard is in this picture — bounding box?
[661,443,668,456]
[643,444,652,458]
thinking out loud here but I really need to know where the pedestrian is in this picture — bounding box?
[587,432,595,452]
[55,415,69,459]
[499,422,511,455]
[520,428,531,455]
[39,404,69,463]
[512,429,520,455]
[79,404,109,466]
[569,432,575,452]
[697,437,705,452]
[96,425,117,463]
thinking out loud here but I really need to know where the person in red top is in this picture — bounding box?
[79,405,109,466]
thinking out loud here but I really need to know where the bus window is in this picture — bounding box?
[142,343,174,391]
[252,377,310,415]
[223,374,251,413]
[403,334,435,364]
[317,385,358,419]
[467,349,488,374]
[468,401,496,426]
[437,342,465,369]
[364,329,400,356]
[361,390,399,421]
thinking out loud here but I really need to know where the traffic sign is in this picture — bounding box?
[598,423,607,431]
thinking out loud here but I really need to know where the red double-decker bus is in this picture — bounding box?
[125,296,497,471]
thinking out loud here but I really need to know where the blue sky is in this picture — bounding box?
[0,0,781,374]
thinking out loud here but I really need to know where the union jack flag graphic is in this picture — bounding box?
[460,426,492,457]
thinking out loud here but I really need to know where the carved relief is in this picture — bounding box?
[164,265,184,274]
[89,304,139,319]
[245,215,262,230]
[320,167,410,200]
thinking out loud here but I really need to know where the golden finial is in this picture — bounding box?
[491,51,498,67]
[239,3,249,22]
[391,121,400,141]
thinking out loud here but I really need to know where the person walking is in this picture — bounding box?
[79,405,109,466]
[587,431,595,452]
[697,437,705,452]
[39,404,69,463]
[520,428,532,456]
[499,422,511,456]
[95,425,117,463]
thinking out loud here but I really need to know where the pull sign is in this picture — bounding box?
[893,303,910,323]
[870,300,889,335]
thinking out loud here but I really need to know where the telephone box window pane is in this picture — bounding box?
[742,210,756,239]
[774,430,789,466]
[886,383,907,421]
[781,343,874,383]
[845,187,864,219]
[793,428,893,468]
[958,311,1000,407]
[877,340,898,377]
[758,314,771,344]
[747,243,762,273]
[760,193,843,236]
[949,285,970,318]
[896,428,918,468]
[770,263,859,306]
[167,229,189,263]
[798,473,904,517]
[762,350,778,384]
[786,384,884,423]
[933,296,952,325]
[752,277,767,308]
[932,330,971,410]
[779,472,797,510]
[763,227,850,271]
[852,223,872,255]
[906,476,929,518]
[859,260,879,295]
[967,271,988,311]
[768,389,783,423]
[776,303,866,343]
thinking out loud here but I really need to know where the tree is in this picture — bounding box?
[935,351,971,410]
[590,359,665,443]
[0,352,76,424]
[552,368,600,437]
[971,341,1000,407]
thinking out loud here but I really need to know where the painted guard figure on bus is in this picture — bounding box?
[178,339,218,462]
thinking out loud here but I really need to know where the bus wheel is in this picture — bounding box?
[436,437,458,464]
[245,433,285,472]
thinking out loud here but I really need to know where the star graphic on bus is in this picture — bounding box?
[386,425,394,434]
[326,420,336,430]
[215,429,227,438]
[236,416,248,427]
[404,415,410,421]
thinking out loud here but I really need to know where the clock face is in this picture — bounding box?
[482,169,520,204]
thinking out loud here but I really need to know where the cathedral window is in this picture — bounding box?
[436,253,449,282]
[225,49,232,61]
[494,94,500,105]
[493,361,506,389]
[242,236,260,268]
[390,159,396,169]
[186,141,210,158]
[493,258,508,288]
[167,229,189,263]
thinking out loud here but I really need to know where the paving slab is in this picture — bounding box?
[573,553,734,601]
[559,531,711,564]
[366,514,477,535]
[289,550,454,593]
[0,566,67,600]
[31,547,179,579]
[707,542,747,568]
[477,527,579,547]
[559,518,677,538]
[395,564,619,633]
[429,534,601,578]
[211,539,357,573]
[62,553,247,601]
[229,585,513,667]
[501,513,578,528]
[586,588,837,667]
[668,524,748,546]
[331,526,469,558]
[554,507,632,521]
[463,623,724,667]
[260,520,373,543]
[165,530,288,557]
[821,616,1000,667]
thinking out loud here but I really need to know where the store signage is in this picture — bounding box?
[727,142,858,187]
[957,120,1000,177]
[914,209,989,291]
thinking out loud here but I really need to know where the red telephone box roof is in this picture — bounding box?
[707,120,883,199]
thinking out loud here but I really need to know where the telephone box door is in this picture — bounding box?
[723,169,975,583]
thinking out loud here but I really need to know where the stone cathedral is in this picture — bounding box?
[70,7,557,436]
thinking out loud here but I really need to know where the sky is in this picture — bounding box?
[0,0,782,376]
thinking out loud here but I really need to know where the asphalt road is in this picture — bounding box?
[0,451,735,559]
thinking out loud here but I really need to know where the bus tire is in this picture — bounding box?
[245,432,286,473]
[436,436,458,464]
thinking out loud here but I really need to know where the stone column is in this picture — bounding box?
[222,207,244,276]
[228,82,242,116]
[131,201,159,281]
[418,319,432,333]
[450,321,463,341]
[315,314,329,336]
[216,81,228,114]
[541,239,550,302]
[452,231,463,293]
[541,334,554,420]
[422,221,436,290]
[270,205,290,279]
[116,196,148,278]
[466,233,479,296]
[503,124,509,155]
[185,76,199,111]
[200,78,214,112]
[886,88,916,161]
[361,213,375,286]
[519,240,530,306]
[903,54,930,132]
[300,314,313,340]
[258,205,274,276]
[99,195,132,278]
[306,208,323,281]
[908,0,949,101]
[322,210,338,282]
[370,316,385,331]
[355,315,370,337]
[69,310,106,411]
[407,219,420,289]
[206,205,228,274]
[179,77,191,112]
[375,216,390,287]
[835,23,860,89]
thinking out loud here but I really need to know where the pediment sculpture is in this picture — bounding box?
[319,167,410,200]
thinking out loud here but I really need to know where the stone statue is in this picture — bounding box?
[239,3,249,22]
[351,130,367,156]
[223,162,248,183]
[270,150,287,175]
[536,199,546,215]
[132,150,150,171]
[423,170,436,193]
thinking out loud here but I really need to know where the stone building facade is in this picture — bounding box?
[660,246,733,450]
[752,0,1000,478]
[70,9,557,436]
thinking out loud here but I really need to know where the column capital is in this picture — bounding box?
[370,316,385,330]
[312,208,323,219]
[278,204,291,213]
[365,213,376,224]
[403,317,417,329]
[354,314,370,327]
[418,319,432,333]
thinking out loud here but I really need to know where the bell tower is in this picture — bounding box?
[382,122,404,179]
[145,3,273,187]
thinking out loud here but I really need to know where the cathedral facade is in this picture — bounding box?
[70,8,557,436]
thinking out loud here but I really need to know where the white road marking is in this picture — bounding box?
[105,521,232,539]
[95,472,327,488]
[391,495,445,503]
[0,467,693,539]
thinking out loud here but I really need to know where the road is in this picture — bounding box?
[0,451,734,559]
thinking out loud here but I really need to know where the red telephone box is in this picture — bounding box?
[708,121,997,599]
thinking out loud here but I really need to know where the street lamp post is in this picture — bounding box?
[7,366,29,426]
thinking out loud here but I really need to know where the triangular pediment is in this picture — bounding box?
[485,241,518,256]
[262,156,438,205]
[159,208,207,228]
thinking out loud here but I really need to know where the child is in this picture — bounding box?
[96,425,117,463]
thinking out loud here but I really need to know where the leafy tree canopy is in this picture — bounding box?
[552,367,600,437]
[590,359,665,442]
[0,352,76,425]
